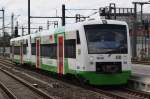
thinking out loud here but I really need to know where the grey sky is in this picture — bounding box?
[0,0,150,35]
[0,0,150,23]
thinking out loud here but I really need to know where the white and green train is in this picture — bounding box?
[10,19,131,85]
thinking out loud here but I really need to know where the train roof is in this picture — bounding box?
[10,35,30,42]
[10,19,128,41]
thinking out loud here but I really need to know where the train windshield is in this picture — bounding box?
[84,24,128,54]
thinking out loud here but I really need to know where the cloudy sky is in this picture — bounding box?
[0,0,150,35]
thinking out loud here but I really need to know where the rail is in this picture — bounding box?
[0,65,54,99]
[1,57,150,99]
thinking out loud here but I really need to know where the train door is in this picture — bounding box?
[36,38,40,69]
[20,42,23,64]
[57,35,64,77]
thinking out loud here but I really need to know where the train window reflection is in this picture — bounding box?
[84,24,128,54]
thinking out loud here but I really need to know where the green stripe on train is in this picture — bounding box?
[40,64,57,72]
[14,59,20,63]
[76,70,131,85]
[17,59,131,85]
[39,62,131,85]
[39,58,69,74]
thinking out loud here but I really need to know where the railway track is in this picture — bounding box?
[84,85,150,99]
[0,58,150,99]
[0,58,108,99]
[97,88,150,99]
[0,81,17,99]
[0,60,54,99]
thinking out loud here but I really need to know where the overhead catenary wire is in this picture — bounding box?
[66,8,98,11]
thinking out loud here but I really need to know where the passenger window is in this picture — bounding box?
[14,46,20,55]
[65,39,76,58]
[23,44,28,54]
[76,30,80,44]
[31,43,36,55]
[40,44,57,59]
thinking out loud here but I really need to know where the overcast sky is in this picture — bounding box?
[0,0,150,35]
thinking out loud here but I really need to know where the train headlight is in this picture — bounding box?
[90,56,94,61]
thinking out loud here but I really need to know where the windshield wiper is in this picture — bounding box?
[104,48,127,54]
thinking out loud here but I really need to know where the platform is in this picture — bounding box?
[129,64,150,92]
[132,64,150,76]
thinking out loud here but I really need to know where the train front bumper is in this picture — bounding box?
[76,70,131,85]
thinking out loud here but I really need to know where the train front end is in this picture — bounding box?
[79,20,131,85]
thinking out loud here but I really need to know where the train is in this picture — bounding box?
[10,19,131,85]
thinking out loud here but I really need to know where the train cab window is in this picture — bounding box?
[76,30,81,44]
[65,39,76,58]
[41,44,57,59]
[31,43,36,55]
[84,24,127,54]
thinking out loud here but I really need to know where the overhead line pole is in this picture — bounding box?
[11,13,14,37]
[0,8,5,56]
[28,0,30,34]
[0,9,5,36]
[62,4,65,26]
[132,2,137,58]
[140,4,143,22]
[2,8,5,37]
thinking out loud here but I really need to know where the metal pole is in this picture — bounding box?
[140,4,143,22]
[28,0,30,34]
[11,13,14,37]
[132,3,137,59]
[2,8,5,56]
[134,3,137,21]
[149,33,150,60]
[2,8,5,37]
[148,24,150,59]
[141,4,144,60]
[22,26,24,36]
[142,29,144,57]
[14,21,19,37]
[145,30,147,59]
[62,4,65,26]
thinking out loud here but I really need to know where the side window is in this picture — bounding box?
[31,43,36,55]
[10,45,13,53]
[11,43,15,54]
[41,44,57,59]
[23,44,28,54]
[65,39,76,58]
[76,30,81,44]
[14,46,20,55]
